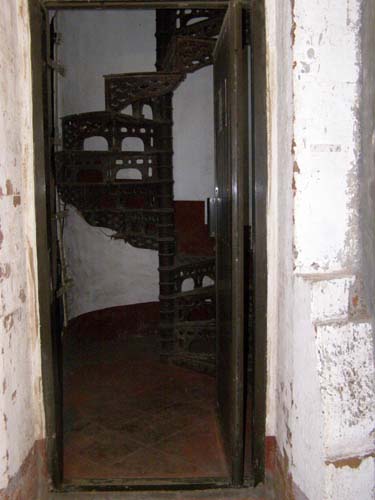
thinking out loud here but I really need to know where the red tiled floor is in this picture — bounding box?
[63,337,229,481]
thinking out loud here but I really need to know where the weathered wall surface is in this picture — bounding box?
[0,0,46,495]
[57,10,214,318]
[266,0,375,498]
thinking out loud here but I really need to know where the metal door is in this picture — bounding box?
[213,0,249,486]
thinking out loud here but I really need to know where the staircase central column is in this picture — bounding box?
[155,93,176,358]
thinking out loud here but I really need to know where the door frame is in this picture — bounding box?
[249,0,268,485]
[30,0,268,490]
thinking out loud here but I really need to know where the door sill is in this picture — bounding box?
[58,477,234,492]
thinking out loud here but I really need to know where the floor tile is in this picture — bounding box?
[64,336,229,481]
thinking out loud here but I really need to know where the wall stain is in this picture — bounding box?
[290,0,296,46]
[13,194,21,207]
[349,277,370,320]
[19,288,26,303]
[0,264,11,282]
[326,452,375,469]
[292,176,297,196]
[3,313,14,333]
[293,161,300,174]
[5,180,13,196]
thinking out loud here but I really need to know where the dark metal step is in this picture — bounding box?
[58,180,173,188]
[160,284,215,301]
[104,71,185,112]
[159,254,215,272]
[176,12,225,39]
[62,111,169,151]
[162,36,216,74]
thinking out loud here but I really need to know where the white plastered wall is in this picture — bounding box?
[0,0,45,489]
[266,0,375,499]
[56,10,214,319]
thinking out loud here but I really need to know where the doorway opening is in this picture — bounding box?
[34,0,267,492]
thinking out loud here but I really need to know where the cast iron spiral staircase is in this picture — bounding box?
[55,9,225,372]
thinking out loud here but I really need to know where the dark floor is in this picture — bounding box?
[63,335,229,481]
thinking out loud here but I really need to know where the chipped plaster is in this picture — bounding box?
[0,0,44,490]
[266,0,375,498]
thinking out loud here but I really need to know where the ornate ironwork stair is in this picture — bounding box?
[56,8,225,368]
[104,72,185,113]
[162,36,216,73]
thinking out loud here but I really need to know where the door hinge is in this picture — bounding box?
[242,9,251,47]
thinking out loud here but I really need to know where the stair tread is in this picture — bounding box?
[162,35,216,74]
[160,285,215,301]
[176,12,225,39]
[104,71,186,110]
[176,254,215,265]
[62,110,170,126]
[80,208,173,215]
[174,285,215,299]
[58,179,173,187]
[104,70,184,79]
[159,254,215,271]
[56,150,170,156]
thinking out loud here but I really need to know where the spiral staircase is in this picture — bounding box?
[55,8,225,372]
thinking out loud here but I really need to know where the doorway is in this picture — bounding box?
[31,0,268,492]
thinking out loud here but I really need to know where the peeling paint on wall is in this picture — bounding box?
[266,0,375,498]
[0,0,45,491]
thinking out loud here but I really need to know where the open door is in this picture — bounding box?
[213,0,249,486]
[29,1,64,486]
